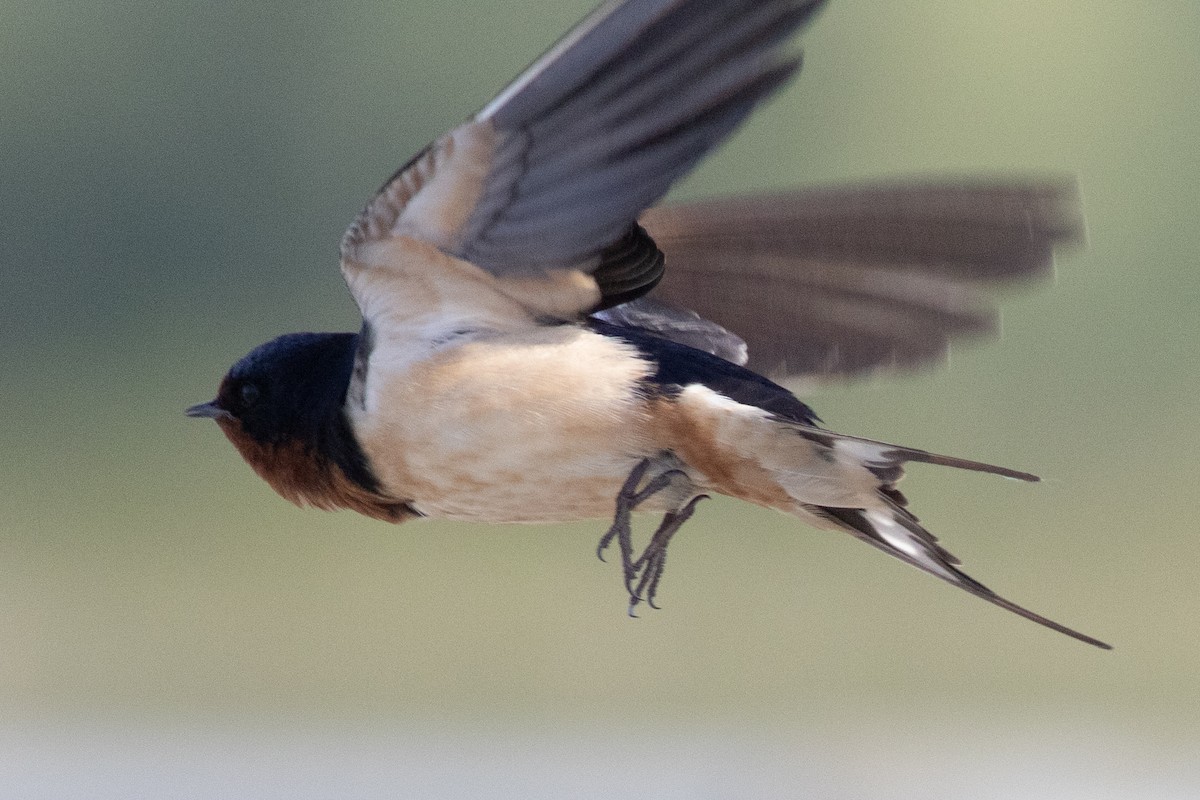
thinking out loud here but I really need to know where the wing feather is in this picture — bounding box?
[342,0,827,318]
[639,178,1084,378]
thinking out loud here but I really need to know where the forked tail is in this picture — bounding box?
[787,423,1111,649]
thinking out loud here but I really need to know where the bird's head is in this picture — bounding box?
[186,332,358,448]
[185,331,410,522]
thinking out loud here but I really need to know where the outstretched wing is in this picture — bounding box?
[638,178,1084,379]
[340,0,827,325]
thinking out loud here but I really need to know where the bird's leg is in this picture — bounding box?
[628,494,708,615]
[597,458,678,594]
[597,456,704,614]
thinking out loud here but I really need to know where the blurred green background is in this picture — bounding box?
[3,0,1198,796]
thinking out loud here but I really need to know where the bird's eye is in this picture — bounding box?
[239,383,261,407]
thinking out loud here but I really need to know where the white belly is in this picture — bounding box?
[351,326,663,523]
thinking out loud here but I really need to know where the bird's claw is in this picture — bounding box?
[598,457,707,615]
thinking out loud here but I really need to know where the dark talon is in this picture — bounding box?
[645,565,666,610]
[629,494,708,609]
[599,458,708,614]
[596,458,651,565]
[596,458,678,596]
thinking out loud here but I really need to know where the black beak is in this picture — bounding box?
[185,400,232,420]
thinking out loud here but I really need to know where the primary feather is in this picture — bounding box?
[639,178,1084,378]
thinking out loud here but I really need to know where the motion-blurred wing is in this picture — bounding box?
[341,0,827,320]
[639,178,1084,379]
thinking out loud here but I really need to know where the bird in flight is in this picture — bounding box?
[187,0,1109,648]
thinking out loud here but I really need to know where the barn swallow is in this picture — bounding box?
[187,0,1110,648]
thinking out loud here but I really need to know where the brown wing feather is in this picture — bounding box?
[640,178,1084,379]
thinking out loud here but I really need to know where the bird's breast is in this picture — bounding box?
[349,326,666,523]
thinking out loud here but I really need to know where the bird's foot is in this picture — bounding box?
[597,457,703,614]
[597,458,678,593]
[626,493,708,615]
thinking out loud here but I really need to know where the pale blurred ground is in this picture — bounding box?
[2,1,1198,797]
